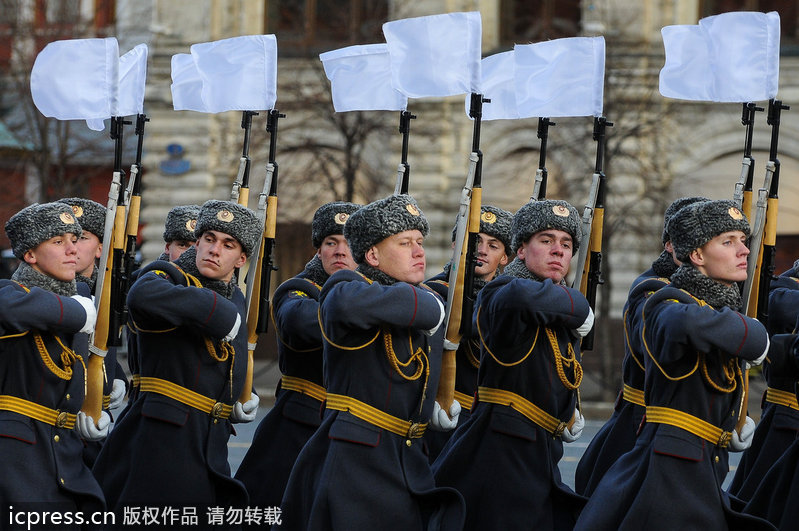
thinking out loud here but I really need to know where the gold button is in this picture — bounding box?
[405,439,412,447]
[714,456,719,463]
[54,435,60,442]
[65,394,71,400]
[60,478,65,484]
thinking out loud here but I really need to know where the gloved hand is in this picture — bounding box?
[74,411,110,441]
[70,295,97,335]
[430,400,461,432]
[745,337,770,370]
[231,392,260,423]
[573,307,594,339]
[223,314,242,343]
[729,416,756,452]
[561,408,585,443]
[108,378,127,410]
[423,292,446,337]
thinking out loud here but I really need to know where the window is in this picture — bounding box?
[499,0,581,47]
[700,0,798,48]
[265,0,388,57]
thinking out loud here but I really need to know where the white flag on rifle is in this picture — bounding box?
[660,11,780,102]
[320,44,407,112]
[383,11,482,98]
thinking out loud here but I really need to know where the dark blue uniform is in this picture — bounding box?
[729,265,799,501]
[574,269,668,495]
[575,286,774,531]
[92,260,249,510]
[235,262,327,509]
[278,269,464,530]
[432,274,591,531]
[0,279,105,512]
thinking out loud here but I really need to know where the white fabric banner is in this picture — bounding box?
[190,34,278,113]
[383,11,482,98]
[320,44,407,112]
[117,43,148,117]
[473,51,518,120]
[660,11,780,102]
[170,53,208,112]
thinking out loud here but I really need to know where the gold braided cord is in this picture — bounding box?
[0,330,29,340]
[623,306,646,372]
[271,302,321,353]
[545,328,582,390]
[465,340,481,369]
[699,353,739,393]
[34,332,74,380]
[383,330,425,381]
[640,300,699,381]
[317,307,380,351]
[477,307,538,367]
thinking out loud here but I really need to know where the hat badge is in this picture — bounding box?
[481,211,497,224]
[59,211,76,224]
[728,207,744,220]
[71,205,84,218]
[405,203,420,216]
[334,212,350,225]
[186,219,197,231]
[217,210,234,222]
[552,205,570,217]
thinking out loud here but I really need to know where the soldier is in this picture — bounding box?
[424,204,513,462]
[575,199,772,531]
[92,199,261,512]
[279,194,464,530]
[431,199,594,530]
[0,202,105,512]
[730,257,799,502]
[235,200,360,511]
[574,196,707,496]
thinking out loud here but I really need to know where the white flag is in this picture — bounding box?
[31,38,119,124]
[117,43,148,117]
[190,34,278,113]
[473,51,519,121]
[660,11,780,102]
[320,44,407,112]
[171,53,207,112]
[383,11,482,98]
[513,37,605,118]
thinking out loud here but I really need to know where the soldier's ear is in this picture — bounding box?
[365,246,380,268]
[689,247,704,267]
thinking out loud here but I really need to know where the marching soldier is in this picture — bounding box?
[575,199,772,531]
[235,201,360,510]
[575,196,707,496]
[0,202,105,512]
[92,200,261,512]
[424,204,512,462]
[279,194,465,530]
[431,199,593,531]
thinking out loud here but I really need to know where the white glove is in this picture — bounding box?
[74,410,110,441]
[223,314,242,342]
[745,337,770,370]
[430,400,461,432]
[561,408,585,443]
[729,416,756,452]
[70,295,97,335]
[574,307,595,338]
[108,378,127,410]
[423,293,446,337]
[231,392,260,423]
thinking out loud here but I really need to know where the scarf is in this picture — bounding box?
[670,264,743,311]
[301,255,330,286]
[651,250,678,279]
[11,262,77,297]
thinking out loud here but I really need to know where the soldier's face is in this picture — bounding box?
[316,234,356,275]
[24,233,79,282]
[474,233,508,281]
[74,231,102,277]
[517,229,573,283]
[195,230,247,282]
[689,230,749,286]
[165,239,194,261]
[365,229,426,284]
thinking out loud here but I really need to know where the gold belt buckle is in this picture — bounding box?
[717,431,731,448]
[55,411,69,428]
[406,422,424,438]
[553,421,568,437]
[210,402,225,419]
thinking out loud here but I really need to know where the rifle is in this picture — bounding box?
[394,110,416,195]
[241,109,284,402]
[733,103,763,221]
[436,93,488,414]
[573,116,612,351]
[82,115,130,425]
[531,117,556,200]
[231,111,259,207]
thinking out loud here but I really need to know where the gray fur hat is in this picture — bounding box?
[668,199,751,263]
[163,204,201,243]
[344,194,429,264]
[311,201,361,248]
[195,200,260,257]
[5,202,83,259]
[57,197,106,238]
[451,204,513,256]
[662,196,709,244]
[510,199,581,252]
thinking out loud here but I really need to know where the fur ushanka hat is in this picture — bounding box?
[510,199,581,253]
[311,201,361,248]
[194,200,260,257]
[667,199,751,263]
[57,197,106,238]
[450,204,513,256]
[163,204,201,243]
[5,202,83,259]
